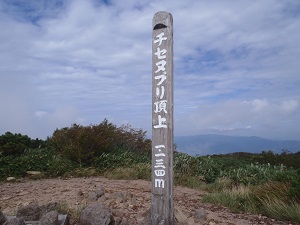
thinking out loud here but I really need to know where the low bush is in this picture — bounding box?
[47,155,77,177]
[103,163,151,180]
[203,180,300,222]
[48,119,151,165]
[174,153,221,183]
[92,149,150,172]
[0,148,52,179]
[251,181,290,203]
[0,132,46,156]
[0,148,77,180]
[174,174,205,189]
[202,184,257,213]
[204,177,234,192]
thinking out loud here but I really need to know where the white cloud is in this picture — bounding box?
[280,100,299,114]
[176,98,300,140]
[35,111,47,119]
[0,0,299,140]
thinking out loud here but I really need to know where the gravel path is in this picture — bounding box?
[0,177,293,225]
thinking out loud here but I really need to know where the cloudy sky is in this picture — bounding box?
[0,0,299,140]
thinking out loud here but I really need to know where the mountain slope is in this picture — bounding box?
[175,134,300,155]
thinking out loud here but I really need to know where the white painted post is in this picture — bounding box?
[151,11,174,225]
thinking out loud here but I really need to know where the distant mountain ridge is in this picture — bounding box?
[174,134,300,156]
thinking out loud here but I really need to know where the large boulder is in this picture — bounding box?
[16,203,41,221]
[80,203,112,225]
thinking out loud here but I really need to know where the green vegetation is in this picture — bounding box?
[0,119,299,223]
[0,132,46,156]
[0,119,151,179]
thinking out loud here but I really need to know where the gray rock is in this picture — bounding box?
[58,214,69,225]
[194,208,207,221]
[138,208,189,225]
[79,203,112,225]
[174,207,188,224]
[109,192,124,200]
[0,211,7,225]
[88,192,98,202]
[16,203,41,221]
[95,187,105,198]
[38,211,59,225]
[3,218,26,225]
[97,195,106,202]
[40,202,59,215]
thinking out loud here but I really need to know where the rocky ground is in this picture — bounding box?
[0,177,295,225]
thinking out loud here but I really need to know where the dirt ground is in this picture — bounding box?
[0,177,294,225]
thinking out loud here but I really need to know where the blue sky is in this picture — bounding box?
[0,0,300,140]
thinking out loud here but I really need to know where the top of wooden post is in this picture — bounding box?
[153,11,173,30]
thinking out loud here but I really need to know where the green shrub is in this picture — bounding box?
[0,132,46,156]
[174,153,221,183]
[93,149,150,172]
[204,177,234,192]
[48,119,151,165]
[174,174,205,189]
[0,148,53,179]
[47,155,77,177]
[63,167,97,178]
[0,148,76,180]
[223,163,292,185]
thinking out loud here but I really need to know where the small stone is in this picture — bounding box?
[0,210,7,225]
[174,207,188,223]
[109,192,125,200]
[88,192,98,202]
[130,197,137,205]
[38,211,58,225]
[3,217,26,225]
[113,210,124,218]
[95,187,105,198]
[186,217,194,225]
[97,195,106,202]
[6,177,15,182]
[112,216,122,224]
[40,202,58,215]
[194,208,207,221]
[115,197,124,204]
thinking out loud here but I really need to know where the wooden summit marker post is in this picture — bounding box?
[151,11,174,225]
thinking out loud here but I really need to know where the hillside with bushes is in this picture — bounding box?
[0,119,299,223]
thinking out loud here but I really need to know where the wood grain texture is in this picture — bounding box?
[151,11,174,225]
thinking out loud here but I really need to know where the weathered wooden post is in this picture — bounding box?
[151,11,174,225]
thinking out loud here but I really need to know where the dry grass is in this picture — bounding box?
[103,163,151,180]
[261,197,300,222]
